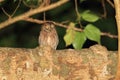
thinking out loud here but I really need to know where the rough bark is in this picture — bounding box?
[0,44,117,80]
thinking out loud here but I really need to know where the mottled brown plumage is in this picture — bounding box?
[39,23,59,49]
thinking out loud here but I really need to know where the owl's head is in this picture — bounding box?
[42,23,55,32]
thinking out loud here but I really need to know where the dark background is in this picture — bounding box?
[0,0,117,50]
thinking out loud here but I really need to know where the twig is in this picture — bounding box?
[24,18,118,39]
[11,0,22,17]
[75,0,80,18]
[101,32,118,38]
[74,0,82,28]
[1,0,21,18]
[0,0,69,29]
[51,21,83,32]
[24,18,44,24]
[24,17,83,32]
[106,0,114,8]
[1,7,11,18]
[43,0,51,21]
[101,0,107,18]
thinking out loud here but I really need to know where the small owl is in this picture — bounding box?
[39,23,59,49]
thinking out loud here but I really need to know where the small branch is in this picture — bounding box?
[106,0,114,8]
[43,0,51,21]
[101,32,118,38]
[51,21,83,32]
[24,18,44,24]
[101,0,107,18]
[0,0,69,29]
[11,0,22,17]
[75,0,80,18]
[1,7,11,18]
[24,17,83,32]
[0,0,4,3]
[24,18,118,39]
[1,0,21,18]
[74,0,82,28]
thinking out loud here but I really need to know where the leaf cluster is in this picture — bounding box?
[64,10,100,49]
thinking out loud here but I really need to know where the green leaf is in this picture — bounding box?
[81,10,99,22]
[84,24,101,44]
[73,32,86,50]
[64,22,76,46]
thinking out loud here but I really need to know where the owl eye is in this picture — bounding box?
[46,25,49,29]
[50,24,54,28]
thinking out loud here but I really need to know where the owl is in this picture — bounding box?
[39,23,59,49]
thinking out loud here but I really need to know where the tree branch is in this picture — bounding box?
[106,0,114,8]
[24,18,118,39]
[0,0,4,3]
[0,0,69,29]
[114,0,120,80]
[24,18,83,31]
